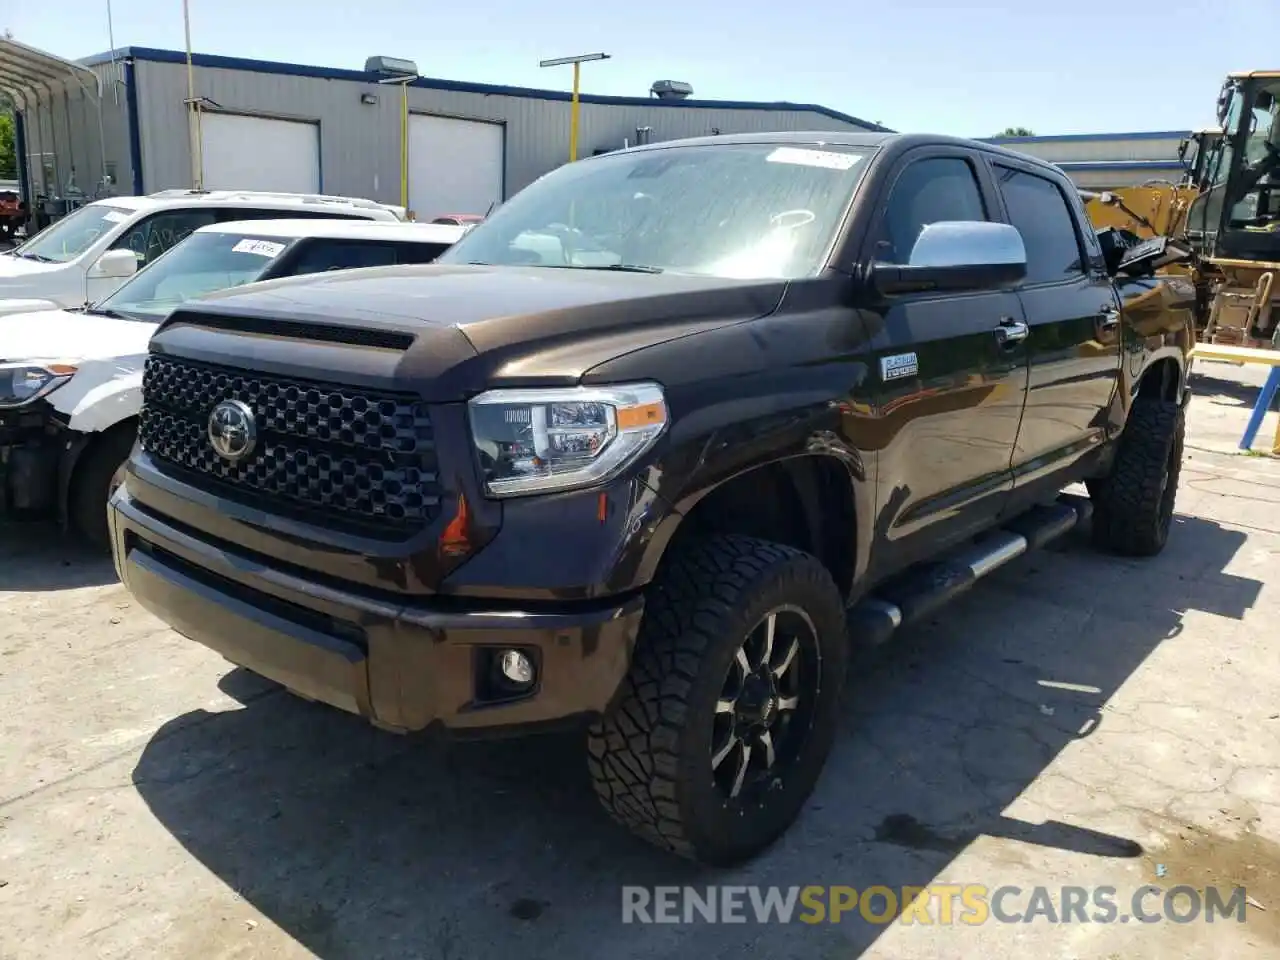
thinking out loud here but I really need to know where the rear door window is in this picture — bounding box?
[110,209,220,266]
[992,165,1086,284]
[283,239,450,276]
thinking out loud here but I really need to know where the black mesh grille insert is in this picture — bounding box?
[139,354,441,532]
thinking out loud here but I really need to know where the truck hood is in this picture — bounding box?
[0,297,63,317]
[0,307,157,362]
[156,264,787,398]
[0,253,65,279]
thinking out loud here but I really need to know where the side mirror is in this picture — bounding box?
[871,221,1027,295]
[88,248,139,280]
[1216,83,1232,124]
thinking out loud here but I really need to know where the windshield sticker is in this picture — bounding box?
[766,147,861,171]
[232,238,287,258]
[101,211,130,223]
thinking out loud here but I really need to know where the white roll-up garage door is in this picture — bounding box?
[408,115,503,221]
[200,113,321,194]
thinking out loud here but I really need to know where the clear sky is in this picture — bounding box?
[7,0,1273,136]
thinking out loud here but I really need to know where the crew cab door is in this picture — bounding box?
[860,148,1031,575]
[985,158,1122,500]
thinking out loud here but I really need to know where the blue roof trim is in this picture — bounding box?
[1054,160,1185,171]
[981,130,1191,144]
[80,46,892,132]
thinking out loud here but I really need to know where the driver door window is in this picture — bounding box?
[111,210,219,267]
[878,157,989,264]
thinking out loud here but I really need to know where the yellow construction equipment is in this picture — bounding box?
[1077,72,1279,349]
[1082,128,1221,239]
[1187,70,1280,347]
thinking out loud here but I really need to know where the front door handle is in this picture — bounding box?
[1098,306,1121,330]
[994,318,1029,346]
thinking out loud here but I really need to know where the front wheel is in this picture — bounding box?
[69,426,136,551]
[587,534,849,866]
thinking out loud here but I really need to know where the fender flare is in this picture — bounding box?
[1132,345,1190,404]
[631,449,867,593]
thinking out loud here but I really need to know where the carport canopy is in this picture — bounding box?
[0,36,102,108]
[0,37,108,200]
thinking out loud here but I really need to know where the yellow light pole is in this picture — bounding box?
[182,0,203,189]
[539,53,610,162]
[377,72,416,214]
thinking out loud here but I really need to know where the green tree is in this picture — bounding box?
[998,126,1035,137]
[0,27,13,179]
[0,110,16,180]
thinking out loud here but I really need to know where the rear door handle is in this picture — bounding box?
[994,318,1029,346]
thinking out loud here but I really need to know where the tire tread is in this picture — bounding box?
[1090,398,1184,557]
[587,534,843,862]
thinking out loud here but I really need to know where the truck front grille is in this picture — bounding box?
[138,355,441,533]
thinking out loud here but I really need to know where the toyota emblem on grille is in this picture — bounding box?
[208,399,258,461]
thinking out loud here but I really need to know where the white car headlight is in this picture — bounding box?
[468,382,668,497]
[0,361,79,408]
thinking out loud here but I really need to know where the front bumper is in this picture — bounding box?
[109,485,646,735]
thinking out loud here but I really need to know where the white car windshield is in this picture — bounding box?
[90,232,294,321]
[11,204,134,264]
[436,142,872,280]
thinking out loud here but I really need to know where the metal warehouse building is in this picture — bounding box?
[979,130,1192,190]
[1,37,887,222]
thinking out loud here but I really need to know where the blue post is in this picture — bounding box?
[1239,366,1280,451]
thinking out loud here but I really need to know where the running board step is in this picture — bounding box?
[846,494,1093,647]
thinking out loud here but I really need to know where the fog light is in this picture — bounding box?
[499,649,535,686]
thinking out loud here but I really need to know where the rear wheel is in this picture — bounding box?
[1089,397,1185,557]
[587,534,849,866]
[69,426,136,551]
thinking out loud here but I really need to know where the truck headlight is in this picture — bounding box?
[0,361,79,408]
[468,383,668,497]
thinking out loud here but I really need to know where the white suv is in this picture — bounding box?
[0,190,404,312]
[0,217,464,546]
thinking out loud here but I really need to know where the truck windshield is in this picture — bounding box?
[11,203,134,264]
[90,232,293,321]
[437,142,872,280]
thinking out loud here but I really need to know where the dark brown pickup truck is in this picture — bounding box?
[107,131,1195,866]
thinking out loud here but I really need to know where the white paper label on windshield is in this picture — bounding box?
[232,238,287,258]
[101,211,130,223]
[766,146,860,170]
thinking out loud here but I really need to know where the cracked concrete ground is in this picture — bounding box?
[1,362,1278,960]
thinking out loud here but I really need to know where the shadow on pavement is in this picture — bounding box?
[0,520,118,591]
[1191,368,1276,409]
[131,513,1261,960]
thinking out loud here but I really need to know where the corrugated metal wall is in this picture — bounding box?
[134,60,870,203]
[1061,167,1187,190]
[18,59,133,199]
[988,136,1187,164]
[980,132,1192,192]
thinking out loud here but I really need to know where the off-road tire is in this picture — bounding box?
[69,426,136,551]
[587,534,849,866]
[1089,398,1185,557]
